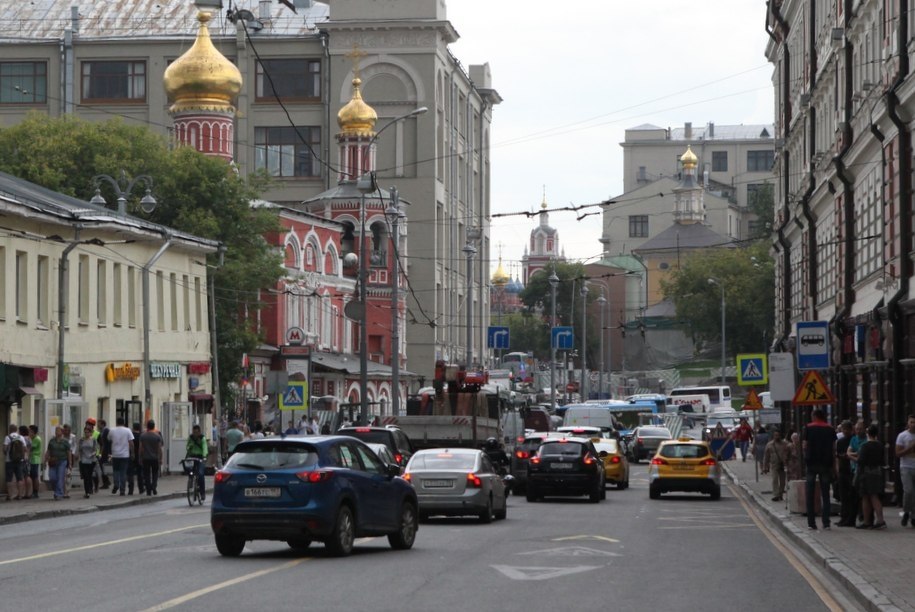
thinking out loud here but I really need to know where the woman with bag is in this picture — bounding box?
[77,425,99,499]
[44,426,70,501]
[855,424,886,529]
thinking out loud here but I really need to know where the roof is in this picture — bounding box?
[634,222,734,253]
[0,1,330,42]
[0,170,218,252]
[309,351,418,378]
[669,124,774,141]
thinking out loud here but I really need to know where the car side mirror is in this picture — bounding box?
[387,463,401,478]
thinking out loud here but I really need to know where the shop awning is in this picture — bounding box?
[19,386,42,396]
[188,393,214,402]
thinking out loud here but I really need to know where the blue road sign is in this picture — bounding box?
[552,326,574,350]
[796,321,830,371]
[488,326,510,349]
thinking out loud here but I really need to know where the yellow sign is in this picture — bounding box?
[279,381,308,411]
[743,388,763,410]
[105,362,141,383]
[736,353,767,386]
[792,371,835,405]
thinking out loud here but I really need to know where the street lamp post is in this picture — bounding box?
[548,272,559,413]
[384,189,404,416]
[580,283,589,400]
[708,278,726,384]
[596,293,606,400]
[462,241,477,367]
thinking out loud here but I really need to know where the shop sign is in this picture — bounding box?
[149,362,181,379]
[189,376,200,390]
[106,362,141,382]
[187,362,211,375]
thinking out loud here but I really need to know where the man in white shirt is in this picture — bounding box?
[896,415,915,527]
[107,417,135,496]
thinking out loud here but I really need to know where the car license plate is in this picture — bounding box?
[551,463,573,470]
[423,479,453,488]
[673,464,693,471]
[244,487,281,498]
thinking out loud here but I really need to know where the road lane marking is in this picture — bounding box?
[552,535,619,543]
[734,487,844,612]
[0,523,207,566]
[141,537,375,611]
[519,546,621,557]
[492,565,602,580]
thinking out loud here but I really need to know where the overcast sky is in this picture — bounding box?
[445,0,775,278]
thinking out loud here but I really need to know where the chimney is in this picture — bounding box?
[259,0,272,20]
[684,122,692,139]
[708,122,715,138]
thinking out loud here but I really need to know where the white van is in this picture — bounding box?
[562,404,617,435]
[669,386,732,412]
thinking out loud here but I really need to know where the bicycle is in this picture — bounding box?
[181,457,205,506]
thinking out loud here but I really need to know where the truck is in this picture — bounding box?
[394,361,503,450]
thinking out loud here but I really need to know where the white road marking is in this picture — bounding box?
[552,534,619,543]
[491,565,603,580]
[518,546,621,557]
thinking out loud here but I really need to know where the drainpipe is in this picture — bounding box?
[143,232,173,418]
[320,29,331,191]
[56,228,82,398]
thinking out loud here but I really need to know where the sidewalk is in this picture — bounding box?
[723,459,915,612]
[0,474,210,526]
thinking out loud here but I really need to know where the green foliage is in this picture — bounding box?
[0,114,284,405]
[747,182,775,240]
[660,241,774,358]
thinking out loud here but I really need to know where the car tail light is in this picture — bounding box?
[701,458,717,466]
[582,453,595,465]
[402,472,412,483]
[214,471,231,484]
[610,456,621,464]
[394,453,404,465]
[637,437,644,444]
[467,473,482,487]
[650,457,667,466]
[355,427,371,432]
[516,436,525,444]
[297,469,333,483]
[530,456,541,465]
[515,450,529,459]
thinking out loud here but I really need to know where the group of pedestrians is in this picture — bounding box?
[3,424,42,500]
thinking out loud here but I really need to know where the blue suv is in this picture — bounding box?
[211,436,418,557]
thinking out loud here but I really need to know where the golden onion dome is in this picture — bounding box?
[337,77,377,137]
[163,11,242,113]
[680,145,698,170]
[492,260,510,287]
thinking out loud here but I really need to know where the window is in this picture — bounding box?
[629,215,648,238]
[15,251,27,322]
[127,266,136,327]
[183,275,190,331]
[255,126,321,178]
[81,61,146,102]
[170,273,178,331]
[78,255,89,324]
[156,271,165,331]
[255,59,320,101]
[37,255,49,326]
[1,62,47,104]
[195,277,203,332]
[113,263,122,326]
[0,247,5,319]
[97,260,107,325]
[712,151,727,172]
[746,150,774,172]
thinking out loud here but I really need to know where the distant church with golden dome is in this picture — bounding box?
[521,191,566,284]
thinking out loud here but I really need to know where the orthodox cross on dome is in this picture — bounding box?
[345,44,368,80]
[541,185,547,209]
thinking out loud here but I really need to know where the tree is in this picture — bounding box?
[660,241,774,359]
[0,113,283,407]
[747,182,775,240]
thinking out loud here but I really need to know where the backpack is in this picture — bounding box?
[9,435,25,462]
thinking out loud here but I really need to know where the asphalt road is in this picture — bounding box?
[1,465,856,612]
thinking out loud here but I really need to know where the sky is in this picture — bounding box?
[445,0,775,278]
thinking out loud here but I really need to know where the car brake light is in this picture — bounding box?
[297,470,333,483]
[610,456,621,464]
[583,454,595,465]
[402,472,412,482]
[701,458,717,466]
[394,453,403,464]
[516,436,525,443]
[515,450,529,459]
[637,437,644,444]
[214,471,231,484]
[650,457,667,466]
[530,456,541,465]
[467,473,482,487]
[355,427,371,432]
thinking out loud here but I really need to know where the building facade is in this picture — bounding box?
[764,0,913,444]
[0,0,499,382]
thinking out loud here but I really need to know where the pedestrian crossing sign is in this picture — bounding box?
[736,353,768,386]
[792,371,835,405]
[279,380,308,411]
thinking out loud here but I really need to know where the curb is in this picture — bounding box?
[0,490,189,526]
[723,465,904,612]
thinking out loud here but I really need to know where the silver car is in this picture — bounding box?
[631,426,673,463]
[404,448,508,523]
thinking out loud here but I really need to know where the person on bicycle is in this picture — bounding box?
[483,437,509,475]
[185,425,208,502]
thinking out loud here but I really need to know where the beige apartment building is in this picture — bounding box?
[0,0,500,381]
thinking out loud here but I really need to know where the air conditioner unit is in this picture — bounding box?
[831,27,844,41]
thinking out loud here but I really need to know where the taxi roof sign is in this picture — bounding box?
[742,388,763,410]
[792,371,835,405]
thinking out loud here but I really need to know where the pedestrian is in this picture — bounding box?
[786,431,802,481]
[62,423,77,498]
[225,421,244,457]
[97,418,112,489]
[218,416,228,460]
[84,418,100,492]
[752,424,769,471]
[138,420,163,496]
[27,425,42,499]
[847,419,868,525]
[309,416,319,435]
[763,429,789,501]
[895,414,915,528]
[3,424,27,501]
[284,420,298,436]
[321,423,331,435]
[297,415,309,435]
[185,425,208,502]
[107,417,134,496]
[835,420,858,526]
[803,408,837,530]
[77,424,99,499]
[252,421,265,439]
[44,426,70,501]
[855,424,887,529]
[733,418,753,462]
[127,422,145,495]
[17,426,33,499]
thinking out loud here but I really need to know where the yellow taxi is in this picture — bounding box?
[593,438,629,490]
[647,437,721,500]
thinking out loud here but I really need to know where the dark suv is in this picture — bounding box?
[526,437,605,503]
[338,426,414,468]
[510,432,558,495]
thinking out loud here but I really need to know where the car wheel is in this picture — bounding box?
[513,483,526,496]
[326,506,355,557]
[616,480,626,490]
[286,538,312,552]
[214,534,245,557]
[589,482,602,503]
[649,484,661,499]
[525,487,538,503]
[478,496,494,523]
[600,484,607,500]
[710,486,721,500]
[495,495,508,520]
[388,501,418,550]
[418,511,431,523]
